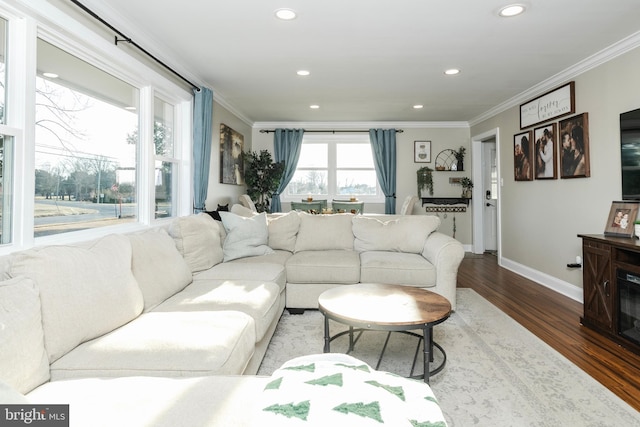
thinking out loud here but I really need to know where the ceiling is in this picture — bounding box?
[80,0,640,125]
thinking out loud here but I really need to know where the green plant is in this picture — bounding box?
[242,150,285,213]
[417,166,434,196]
[454,146,466,162]
[460,177,474,189]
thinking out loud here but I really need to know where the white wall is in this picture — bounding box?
[471,45,640,294]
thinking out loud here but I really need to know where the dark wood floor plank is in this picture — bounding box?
[457,255,640,412]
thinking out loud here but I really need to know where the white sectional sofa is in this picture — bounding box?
[0,210,462,426]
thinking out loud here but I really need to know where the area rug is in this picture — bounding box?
[258,289,640,426]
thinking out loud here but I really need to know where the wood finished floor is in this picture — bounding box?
[457,254,640,413]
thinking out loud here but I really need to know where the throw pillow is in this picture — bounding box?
[352,215,441,253]
[231,203,258,218]
[0,277,50,394]
[168,213,224,273]
[128,228,194,311]
[267,211,301,252]
[220,212,274,261]
[9,234,144,363]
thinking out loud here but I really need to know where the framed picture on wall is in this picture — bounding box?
[559,113,590,178]
[534,123,557,179]
[604,201,639,237]
[414,140,431,163]
[513,130,533,181]
[219,124,245,185]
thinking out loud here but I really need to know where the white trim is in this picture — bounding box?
[500,256,583,303]
[253,121,470,130]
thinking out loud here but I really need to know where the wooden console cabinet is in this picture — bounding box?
[579,234,640,354]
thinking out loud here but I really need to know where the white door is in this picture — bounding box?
[482,141,498,252]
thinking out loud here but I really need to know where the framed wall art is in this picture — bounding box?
[520,81,575,129]
[513,130,533,181]
[414,140,431,163]
[604,201,639,237]
[219,124,244,185]
[534,123,557,179]
[559,113,590,178]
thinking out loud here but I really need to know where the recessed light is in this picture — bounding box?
[444,69,460,75]
[275,8,297,20]
[297,70,310,76]
[413,105,424,109]
[498,4,526,17]
[43,72,58,78]
[310,105,320,109]
[125,106,137,111]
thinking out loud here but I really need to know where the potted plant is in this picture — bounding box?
[242,150,285,213]
[417,166,434,197]
[454,146,466,171]
[460,177,473,198]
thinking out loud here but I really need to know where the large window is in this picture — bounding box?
[284,135,382,201]
[154,96,177,218]
[34,39,139,237]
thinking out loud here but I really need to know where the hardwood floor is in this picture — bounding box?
[457,254,640,413]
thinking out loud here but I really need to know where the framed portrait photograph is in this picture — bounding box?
[604,201,639,237]
[534,123,557,179]
[513,131,533,181]
[219,124,244,185]
[559,113,590,178]
[414,140,431,163]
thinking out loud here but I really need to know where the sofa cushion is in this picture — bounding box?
[50,311,256,379]
[169,213,224,273]
[286,250,360,284]
[353,215,441,253]
[10,234,144,363]
[267,211,300,252]
[153,279,282,342]
[220,212,274,261]
[294,213,354,252]
[0,277,50,394]
[359,251,436,287]
[128,228,194,311]
[194,261,287,291]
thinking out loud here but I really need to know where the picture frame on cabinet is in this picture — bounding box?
[414,140,431,163]
[604,201,639,238]
[534,123,557,179]
[513,130,533,181]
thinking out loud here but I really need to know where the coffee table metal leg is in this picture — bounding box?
[423,325,431,384]
[323,315,330,353]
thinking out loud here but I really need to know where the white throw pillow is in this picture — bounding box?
[9,234,144,363]
[220,212,274,261]
[267,211,301,252]
[231,203,258,218]
[352,215,441,253]
[168,213,224,273]
[294,213,354,252]
[0,277,50,394]
[128,228,194,311]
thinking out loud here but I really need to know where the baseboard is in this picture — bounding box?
[499,256,583,303]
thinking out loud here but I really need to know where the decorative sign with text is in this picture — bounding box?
[520,81,575,129]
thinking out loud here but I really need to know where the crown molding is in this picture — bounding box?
[469,30,640,127]
[252,121,470,130]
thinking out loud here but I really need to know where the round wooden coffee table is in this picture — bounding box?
[318,283,451,384]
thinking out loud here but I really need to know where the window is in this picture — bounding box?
[0,134,13,244]
[153,96,177,218]
[34,39,140,237]
[284,135,382,201]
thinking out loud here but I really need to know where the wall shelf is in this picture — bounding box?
[421,197,470,212]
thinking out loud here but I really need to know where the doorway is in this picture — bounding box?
[471,128,501,256]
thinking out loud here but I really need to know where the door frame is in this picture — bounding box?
[471,127,502,256]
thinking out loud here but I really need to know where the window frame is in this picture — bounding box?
[0,4,193,253]
[282,134,384,204]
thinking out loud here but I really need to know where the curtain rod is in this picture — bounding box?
[69,0,200,91]
[259,129,403,134]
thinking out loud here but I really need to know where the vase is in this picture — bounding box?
[457,160,464,171]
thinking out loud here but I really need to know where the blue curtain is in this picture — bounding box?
[192,87,213,212]
[271,128,304,212]
[369,129,397,214]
